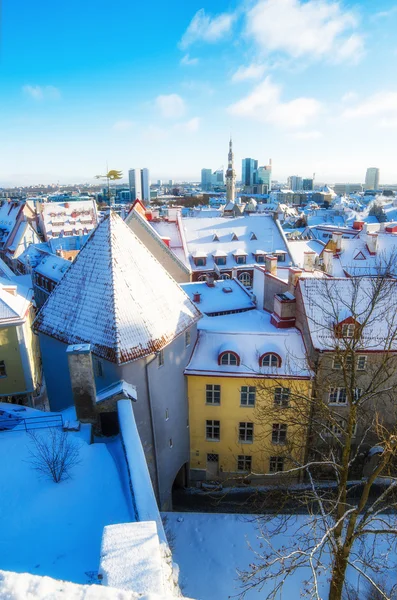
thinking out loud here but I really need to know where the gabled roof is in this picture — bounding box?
[34,212,201,364]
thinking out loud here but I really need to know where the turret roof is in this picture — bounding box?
[34,211,201,364]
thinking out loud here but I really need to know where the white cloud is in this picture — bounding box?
[180,9,234,49]
[112,120,134,131]
[182,80,214,96]
[23,85,61,100]
[245,0,364,64]
[156,94,186,119]
[181,54,199,66]
[342,91,397,119]
[341,91,358,103]
[373,7,397,19]
[175,117,200,133]
[232,63,266,82]
[228,76,322,129]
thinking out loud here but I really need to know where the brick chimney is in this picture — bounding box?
[288,267,303,292]
[303,251,316,272]
[332,232,342,253]
[322,248,333,274]
[193,292,201,303]
[366,232,378,255]
[206,273,215,287]
[353,221,364,230]
[271,292,296,328]
[265,255,277,276]
[67,344,98,425]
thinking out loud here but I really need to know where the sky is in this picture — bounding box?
[1,0,397,186]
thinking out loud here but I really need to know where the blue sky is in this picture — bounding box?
[1,0,397,185]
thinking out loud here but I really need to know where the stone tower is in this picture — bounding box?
[225,138,236,202]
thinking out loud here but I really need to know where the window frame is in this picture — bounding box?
[238,272,251,287]
[272,423,288,444]
[237,455,252,472]
[185,329,191,348]
[269,456,285,473]
[219,351,240,366]
[239,421,254,443]
[260,353,281,368]
[274,387,290,408]
[328,387,347,405]
[240,386,256,407]
[206,384,221,405]
[206,419,220,441]
[158,349,164,367]
[0,360,6,378]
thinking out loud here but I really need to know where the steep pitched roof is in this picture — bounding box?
[34,212,201,364]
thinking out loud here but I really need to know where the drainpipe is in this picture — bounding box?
[144,353,161,503]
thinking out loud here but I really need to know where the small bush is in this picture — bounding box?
[27,428,81,483]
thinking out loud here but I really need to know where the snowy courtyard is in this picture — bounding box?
[164,512,397,600]
[0,423,132,584]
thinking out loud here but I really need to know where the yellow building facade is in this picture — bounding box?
[187,374,311,483]
[0,284,41,405]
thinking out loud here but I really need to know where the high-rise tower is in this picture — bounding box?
[226,138,236,202]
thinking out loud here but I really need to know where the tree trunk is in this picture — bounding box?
[328,550,349,600]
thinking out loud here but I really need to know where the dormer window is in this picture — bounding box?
[260,353,281,368]
[250,232,257,241]
[335,318,360,339]
[214,256,226,266]
[218,351,240,366]
[253,250,266,263]
[342,323,355,338]
[213,233,219,242]
[231,233,238,241]
[236,255,246,265]
[193,256,207,267]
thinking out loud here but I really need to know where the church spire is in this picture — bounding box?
[226,137,236,202]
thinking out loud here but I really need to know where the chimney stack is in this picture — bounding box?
[366,232,378,255]
[322,248,333,274]
[332,231,342,253]
[193,292,201,303]
[288,267,303,291]
[67,344,97,425]
[206,273,215,287]
[265,255,278,276]
[303,251,316,272]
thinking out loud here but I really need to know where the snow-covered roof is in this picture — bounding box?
[181,279,255,315]
[0,202,22,247]
[39,200,98,240]
[287,239,325,268]
[330,232,397,276]
[298,277,397,350]
[181,215,290,271]
[186,310,310,378]
[0,282,32,325]
[34,254,71,282]
[34,212,201,364]
[96,380,137,403]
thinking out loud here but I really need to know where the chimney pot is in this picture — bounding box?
[265,254,278,276]
[193,292,201,303]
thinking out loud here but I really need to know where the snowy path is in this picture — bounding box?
[0,430,131,584]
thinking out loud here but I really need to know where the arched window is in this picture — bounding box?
[238,272,251,287]
[197,274,208,282]
[219,351,240,366]
[220,273,230,280]
[260,353,281,368]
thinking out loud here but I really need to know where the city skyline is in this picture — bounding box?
[1,0,397,185]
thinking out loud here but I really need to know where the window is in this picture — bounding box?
[274,387,290,407]
[240,386,256,407]
[158,349,164,367]
[357,355,367,370]
[269,456,285,473]
[231,233,238,241]
[276,253,286,263]
[220,273,230,280]
[220,352,239,366]
[169,438,173,448]
[237,455,252,472]
[206,420,220,440]
[324,418,345,437]
[93,358,103,377]
[255,254,265,263]
[236,255,247,265]
[260,353,281,368]
[341,323,356,338]
[272,423,287,444]
[214,256,227,266]
[0,361,6,377]
[206,384,221,405]
[194,257,206,267]
[239,422,254,443]
[165,409,169,421]
[329,387,361,404]
[238,272,251,286]
[250,232,257,241]
[185,330,191,347]
[197,274,208,282]
[207,453,219,463]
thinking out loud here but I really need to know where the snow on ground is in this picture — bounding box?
[0,427,132,584]
[164,512,397,600]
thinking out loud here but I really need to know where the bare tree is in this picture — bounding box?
[239,268,397,600]
[27,428,81,483]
